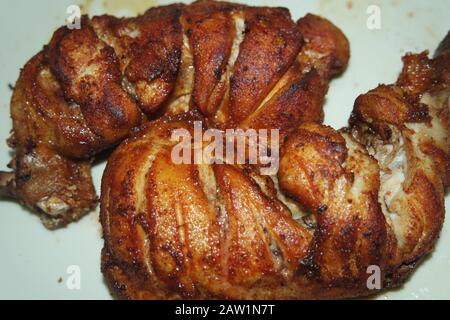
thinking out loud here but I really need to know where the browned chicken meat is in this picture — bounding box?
[0,0,349,229]
[100,32,449,299]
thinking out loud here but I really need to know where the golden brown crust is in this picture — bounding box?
[349,36,449,273]
[1,52,98,229]
[100,30,449,299]
[296,14,350,78]
[229,6,302,123]
[1,0,349,228]
[184,1,238,116]
[101,115,364,299]
[46,20,143,144]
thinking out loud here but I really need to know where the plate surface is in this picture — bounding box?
[0,0,448,299]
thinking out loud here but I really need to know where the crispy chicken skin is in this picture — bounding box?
[0,0,349,228]
[100,32,449,299]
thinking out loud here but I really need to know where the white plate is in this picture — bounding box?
[0,0,449,300]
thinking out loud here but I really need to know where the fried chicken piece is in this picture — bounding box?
[0,1,349,228]
[100,32,449,299]
[349,31,450,282]
[0,53,101,229]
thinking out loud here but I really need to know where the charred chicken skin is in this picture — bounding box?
[0,1,349,229]
[100,30,449,299]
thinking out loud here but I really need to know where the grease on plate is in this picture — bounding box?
[80,0,159,16]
